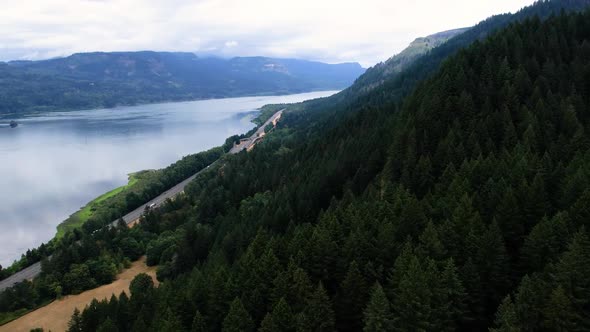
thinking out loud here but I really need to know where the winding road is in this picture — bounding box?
[0,109,284,292]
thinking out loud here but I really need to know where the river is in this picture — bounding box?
[0,91,337,266]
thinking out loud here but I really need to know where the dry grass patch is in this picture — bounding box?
[0,256,157,332]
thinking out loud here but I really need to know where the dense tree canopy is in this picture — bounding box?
[58,6,590,332]
[3,1,590,331]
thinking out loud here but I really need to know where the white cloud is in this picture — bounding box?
[224,40,238,48]
[0,0,535,66]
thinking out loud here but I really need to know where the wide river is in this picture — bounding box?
[0,91,337,266]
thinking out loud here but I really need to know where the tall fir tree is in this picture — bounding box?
[363,282,393,332]
[222,298,254,332]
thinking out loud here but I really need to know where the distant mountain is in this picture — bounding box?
[334,0,590,105]
[0,52,364,116]
[353,28,468,94]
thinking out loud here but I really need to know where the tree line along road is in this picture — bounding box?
[0,109,285,292]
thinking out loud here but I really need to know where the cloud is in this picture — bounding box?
[0,0,535,66]
[224,40,238,48]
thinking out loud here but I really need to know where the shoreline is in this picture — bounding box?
[0,89,339,121]
[0,89,337,273]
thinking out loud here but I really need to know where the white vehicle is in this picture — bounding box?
[147,203,157,209]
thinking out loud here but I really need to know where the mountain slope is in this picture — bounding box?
[353,27,468,94]
[3,1,590,331]
[44,4,590,332]
[0,53,364,116]
[308,0,590,115]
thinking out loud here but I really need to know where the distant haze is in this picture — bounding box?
[1,0,535,67]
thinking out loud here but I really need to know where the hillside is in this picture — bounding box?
[3,0,590,331]
[53,3,590,332]
[352,27,468,94]
[0,53,363,116]
[330,0,590,108]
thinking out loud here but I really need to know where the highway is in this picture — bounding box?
[229,110,283,153]
[0,263,42,292]
[0,109,284,293]
[107,161,217,228]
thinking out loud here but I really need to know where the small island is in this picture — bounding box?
[9,120,17,128]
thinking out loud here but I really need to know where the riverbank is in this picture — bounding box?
[0,90,336,270]
[55,172,141,238]
[55,105,288,239]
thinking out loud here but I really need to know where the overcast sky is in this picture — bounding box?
[0,0,535,67]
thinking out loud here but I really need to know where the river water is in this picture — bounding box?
[0,91,337,266]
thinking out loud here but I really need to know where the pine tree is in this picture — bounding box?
[222,298,254,332]
[157,308,184,332]
[524,173,549,229]
[437,258,466,330]
[363,282,393,332]
[130,318,147,332]
[543,286,577,332]
[67,308,83,332]
[459,257,485,329]
[513,275,544,332]
[208,267,231,330]
[303,282,336,332]
[336,261,368,332]
[129,273,154,310]
[494,187,524,255]
[520,213,569,272]
[416,221,446,261]
[490,295,521,332]
[386,241,414,296]
[552,229,590,329]
[269,298,295,332]
[391,255,433,332]
[191,310,206,332]
[259,313,274,332]
[471,221,511,312]
[96,317,118,332]
[116,291,131,332]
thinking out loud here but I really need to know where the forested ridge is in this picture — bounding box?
[3,0,590,331]
[0,53,363,117]
[58,6,590,332]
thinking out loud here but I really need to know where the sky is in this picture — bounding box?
[0,0,536,67]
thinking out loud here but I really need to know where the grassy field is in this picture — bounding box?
[55,173,140,238]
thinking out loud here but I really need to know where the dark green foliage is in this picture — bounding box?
[67,308,83,332]
[222,298,254,332]
[96,317,118,332]
[336,261,368,331]
[18,2,590,332]
[302,282,336,332]
[363,282,393,332]
[191,310,206,332]
[129,273,154,309]
[260,298,295,332]
[490,296,520,332]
